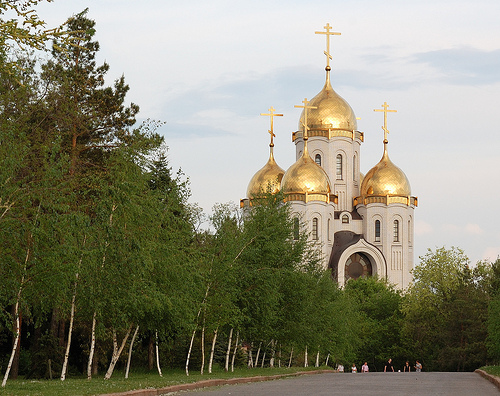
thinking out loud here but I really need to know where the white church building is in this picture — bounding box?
[241,24,417,290]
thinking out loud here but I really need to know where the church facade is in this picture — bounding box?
[240,24,417,290]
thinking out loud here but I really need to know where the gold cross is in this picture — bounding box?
[295,98,317,140]
[260,106,283,147]
[374,102,397,142]
[315,23,341,69]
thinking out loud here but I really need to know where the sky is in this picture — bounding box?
[35,0,500,265]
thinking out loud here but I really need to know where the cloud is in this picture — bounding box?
[412,47,500,85]
[464,223,484,235]
[441,223,484,236]
[415,220,433,236]
[481,247,500,262]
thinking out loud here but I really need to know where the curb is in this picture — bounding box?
[100,369,336,396]
[475,369,500,391]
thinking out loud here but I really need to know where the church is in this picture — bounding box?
[240,23,417,290]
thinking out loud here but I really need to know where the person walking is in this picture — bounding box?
[361,362,369,373]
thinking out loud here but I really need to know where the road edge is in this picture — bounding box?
[100,369,336,396]
[475,369,500,391]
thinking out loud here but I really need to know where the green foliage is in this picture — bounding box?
[344,277,403,370]
[0,1,72,77]
[487,259,500,362]
[402,247,489,371]
[0,3,496,380]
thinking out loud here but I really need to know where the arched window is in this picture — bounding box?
[342,214,349,224]
[408,219,411,243]
[393,220,399,242]
[293,218,299,241]
[375,220,381,242]
[336,154,343,180]
[353,154,357,181]
[315,154,322,167]
[312,218,319,240]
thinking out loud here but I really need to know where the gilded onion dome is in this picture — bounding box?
[281,149,331,195]
[281,141,332,202]
[246,147,285,199]
[298,70,357,132]
[360,143,411,197]
[283,98,333,203]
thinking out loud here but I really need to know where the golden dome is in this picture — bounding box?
[298,71,357,132]
[246,148,284,199]
[360,144,411,197]
[281,145,331,196]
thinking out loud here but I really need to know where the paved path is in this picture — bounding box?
[183,372,499,396]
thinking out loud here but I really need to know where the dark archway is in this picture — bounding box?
[344,252,372,282]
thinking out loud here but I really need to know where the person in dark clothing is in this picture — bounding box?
[403,361,411,372]
[384,358,394,372]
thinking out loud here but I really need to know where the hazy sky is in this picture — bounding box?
[36,0,500,265]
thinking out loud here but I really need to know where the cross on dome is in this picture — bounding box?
[260,106,283,147]
[374,102,397,143]
[315,22,341,69]
[295,98,317,140]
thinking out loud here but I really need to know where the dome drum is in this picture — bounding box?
[354,195,418,207]
[283,192,338,204]
[292,129,364,142]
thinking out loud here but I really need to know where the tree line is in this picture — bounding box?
[1,5,500,387]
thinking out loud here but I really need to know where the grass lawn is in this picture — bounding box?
[0,366,327,396]
[481,365,500,377]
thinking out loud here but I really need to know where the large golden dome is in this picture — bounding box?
[298,72,357,132]
[281,146,331,197]
[246,148,284,199]
[360,144,411,197]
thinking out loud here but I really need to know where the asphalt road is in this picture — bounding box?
[184,372,499,396]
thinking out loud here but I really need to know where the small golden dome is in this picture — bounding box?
[360,144,411,197]
[247,148,284,199]
[281,146,331,196]
[298,72,357,132]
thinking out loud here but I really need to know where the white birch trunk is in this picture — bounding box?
[304,346,308,367]
[61,235,86,382]
[1,281,23,388]
[61,271,80,381]
[288,347,293,368]
[269,340,275,368]
[248,344,254,368]
[87,311,97,380]
[2,243,30,388]
[315,349,320,367]
[185,282,210,376]
[104,325,133,380]
[224,328,233,372]
[125,325,139,379]
[208,327,218,374]
[185,327,196,376]
[200,324,205,375]
[278,344,281,368]
[155,330,162,377]
[325,353,330,367]
[88,206,115,380]
[231,332,239,372]
[261,352,266,368]
[255,342,262,368]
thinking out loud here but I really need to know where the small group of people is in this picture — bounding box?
[384,358,422,372]
[337,359,422,373]
[337,362,370,373]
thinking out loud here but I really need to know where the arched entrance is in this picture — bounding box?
[344,252,372,282]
